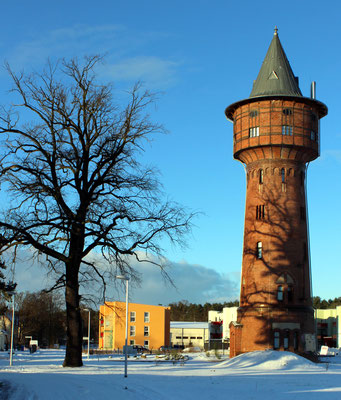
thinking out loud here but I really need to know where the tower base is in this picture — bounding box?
[229,306,316,358]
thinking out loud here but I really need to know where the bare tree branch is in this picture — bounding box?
[0,56,194,367]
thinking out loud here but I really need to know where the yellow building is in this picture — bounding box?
[99,302,170,351]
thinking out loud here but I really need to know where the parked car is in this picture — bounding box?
[159,346,172,352]
[133,345,150,354]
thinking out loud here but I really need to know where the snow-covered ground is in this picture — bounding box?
[0,349,340,399]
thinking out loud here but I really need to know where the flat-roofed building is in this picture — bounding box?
[99,302,170,351]
[170,321,209,349]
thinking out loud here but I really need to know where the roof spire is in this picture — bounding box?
[249,30,302,98]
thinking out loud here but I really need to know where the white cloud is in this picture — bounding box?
[5,24,124,68]
[99,57,180,89]
[3,24,181,90]
[8,249,239,306]
[127,258,239,305]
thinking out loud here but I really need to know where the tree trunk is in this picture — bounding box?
[63,262,83,367]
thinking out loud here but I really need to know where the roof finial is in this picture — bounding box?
[274,26,278,36]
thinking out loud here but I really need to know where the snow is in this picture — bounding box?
[0,349,341,399]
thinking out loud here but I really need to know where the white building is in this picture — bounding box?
[208,307,238,342]
[170,321,209,349]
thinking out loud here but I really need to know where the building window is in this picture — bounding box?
[256,205,265,220]
[310,131,316,141]
[281,168,285,183]
[282,125,293,135]
[144,340,149,349]
[130,339,135,345]
[283,108,292,116]
[249,110,258,118]
[130,326,135,337]
[259,169,264,184]
[256,242,262,259]
[277,285,284,301]
[287,286,293,302]
[144,312,150,323]
[144,326,149,337]
[284,331,289,349]
[293,332,298,350]
[130,311,136,322]
[249,126,259,137]
[274,332,280,349]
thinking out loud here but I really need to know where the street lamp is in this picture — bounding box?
[9,291,16,366]
[116,275,130,378]
[84,309,91,360]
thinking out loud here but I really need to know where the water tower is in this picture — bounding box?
[225,28,327,357]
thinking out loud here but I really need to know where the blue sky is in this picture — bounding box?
[1,0,340,304]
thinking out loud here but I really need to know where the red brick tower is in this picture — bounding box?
[225,29,327,357]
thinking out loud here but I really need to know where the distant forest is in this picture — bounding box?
[169,300,239,321]
[169,297,341,322]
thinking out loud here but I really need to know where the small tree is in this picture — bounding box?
[0,260,16,304]
[0,56,193,367]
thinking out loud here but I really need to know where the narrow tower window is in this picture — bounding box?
[274,332,280,349]
[293,332,298,350]
[282,125,293,135]
[277,285,283,301]
[281,168,285,183]
[249,126,259,137]
[283,331,289,349]
[256,241,262,259]
[259,169,264,184]
[287,286,293,302]
[256,205,265,220]
[282,108,292,116]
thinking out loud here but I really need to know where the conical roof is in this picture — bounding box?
[250,28,302,98]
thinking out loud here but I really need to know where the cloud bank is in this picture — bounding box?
[9,250,239,306]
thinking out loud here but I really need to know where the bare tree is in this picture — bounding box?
[16,291,66,347]
[0,56,193,367]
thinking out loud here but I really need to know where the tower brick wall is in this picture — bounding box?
[225,30,327,357]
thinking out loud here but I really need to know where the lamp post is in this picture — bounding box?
[84,309,91,360]
[9,291,16,366]
[116,275,130,378]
